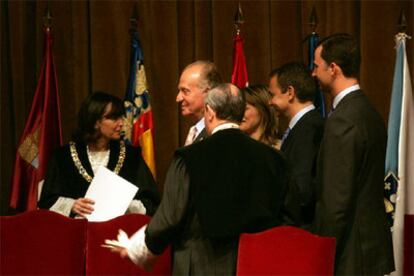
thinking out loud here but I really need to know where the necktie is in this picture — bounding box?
[184,126,198,146]
[281,127,291,145]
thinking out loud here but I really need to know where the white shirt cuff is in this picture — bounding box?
[127,199,147,215]
[127,224,158,271]
[49,197,75,217]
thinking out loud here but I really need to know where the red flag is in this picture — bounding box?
[10,26,63,211]
[231,33,249,88]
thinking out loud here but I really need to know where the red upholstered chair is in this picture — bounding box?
[405,214,414,275]
[237,226,336,275]
[0,209,87,275]
[86,214,172,275]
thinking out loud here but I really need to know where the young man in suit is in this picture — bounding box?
[312,33,394,275]
[269,62,324,227]
[108,84,289,274]
[176,60,222,145]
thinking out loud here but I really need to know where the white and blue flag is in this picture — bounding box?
[384,33,414,276]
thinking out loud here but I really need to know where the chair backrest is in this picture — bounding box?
[236,226,336,275]
[405,214,414,275]
[86,213,172,275]
[0,209,87,275]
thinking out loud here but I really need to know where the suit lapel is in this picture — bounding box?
[282,109,318,152]
[334,89,363,111]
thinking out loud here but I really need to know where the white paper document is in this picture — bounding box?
[84,166,138,222]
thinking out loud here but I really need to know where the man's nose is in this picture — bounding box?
[176,91,183,102]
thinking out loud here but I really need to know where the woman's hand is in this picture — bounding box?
[71,198,95,217]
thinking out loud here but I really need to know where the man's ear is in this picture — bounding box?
[286,85,296,101]
[330,62,340,76]
[205,104,215,121]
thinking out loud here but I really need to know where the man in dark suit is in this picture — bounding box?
[176,60,222,145]
[269,62,324,227]
[108,83,289,275]
[312,33,394,275]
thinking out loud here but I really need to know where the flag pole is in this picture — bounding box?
[308,5,317,34]
[129,3,139,34]
[306,6,326,118]
[397,8,407,34]
[234,2,244,36]
[43,2,52,30]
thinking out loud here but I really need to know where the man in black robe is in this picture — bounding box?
[109,83,289,275]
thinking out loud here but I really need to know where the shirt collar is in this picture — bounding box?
[289,104,315,129]
[194,118,205,133]
[333,84,360,109]
[212,122,240,134]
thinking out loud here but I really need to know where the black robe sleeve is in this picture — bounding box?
[38,150,63,209]
[144,155,190,254]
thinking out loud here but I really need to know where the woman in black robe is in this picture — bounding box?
[39,92,160,217]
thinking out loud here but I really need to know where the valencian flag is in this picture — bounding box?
[124,22,156,178]
[384,33,414,276]
[231,4,248,88]
[10,24,63,211]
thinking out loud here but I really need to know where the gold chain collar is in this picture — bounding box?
[69,141,126,182]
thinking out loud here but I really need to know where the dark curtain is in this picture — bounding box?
[1,0,413,215]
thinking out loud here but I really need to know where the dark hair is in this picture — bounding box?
[205,83,245,123]
[185,60,223,90]
[316,33,360,78]
[242,85,279,146]
[269,62,316,102]
[72,91,125,143]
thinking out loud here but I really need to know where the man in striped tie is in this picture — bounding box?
[269,62,324,228]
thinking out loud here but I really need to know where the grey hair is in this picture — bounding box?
[184,60,222,90]
[205,83,246,123]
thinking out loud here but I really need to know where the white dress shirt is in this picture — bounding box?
[288,104,316,130]
[332,84,360,109]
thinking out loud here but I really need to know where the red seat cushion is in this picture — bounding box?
[1,209,87,275]
[237,226,336,275]
[404,214,414,275]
